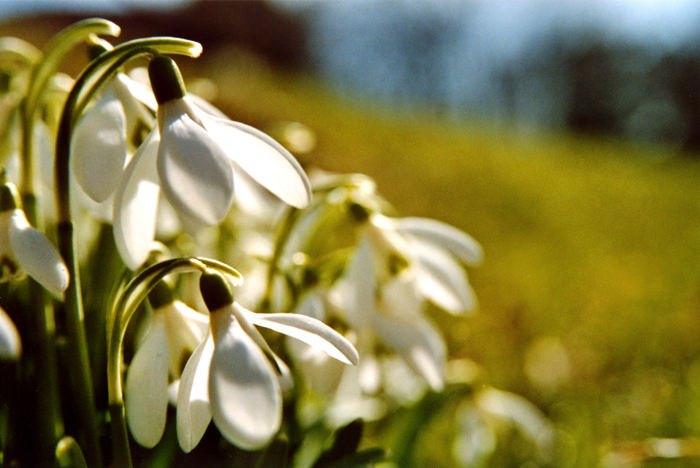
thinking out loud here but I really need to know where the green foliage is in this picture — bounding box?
[197,55,700,467]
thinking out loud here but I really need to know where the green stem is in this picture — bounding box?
[50,35,201,466]
[57,221,102,468]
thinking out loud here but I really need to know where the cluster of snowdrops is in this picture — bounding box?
[0,19,511,468]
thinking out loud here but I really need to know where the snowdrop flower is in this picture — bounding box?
[358,205,483,315]
[71,40,156,203]
[0,181,68,297]
[0,305,21,360]
[124,281,208,448]
[71,70,155,203]
[330,237,447,391]
[176,271,357,452]
[113,56,311,269]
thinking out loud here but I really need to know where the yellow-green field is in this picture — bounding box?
[192,49,700,467]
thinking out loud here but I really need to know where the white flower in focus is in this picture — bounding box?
[0,305,21,360]
[176,272,357,452]
[124,282,208,448]
[72,71,155,203]
[113,56,311,269]
[0,182,69,297]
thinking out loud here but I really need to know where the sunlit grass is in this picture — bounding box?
[194,48,700,466]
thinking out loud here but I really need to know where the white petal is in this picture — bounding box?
[358,355,381,394]
[8,209,68,297]
[157,102,234,226]
[202,115,311,208]
[176,335,214,453]
[382,215,483,265]
[372,313,446,391]
[113,72,157,113]
[124,315,170,448]
[334,237,376,329]
[189,94,228,119]
[412,241,477,314]
[112,131,160,270]
[380,274,423,318]
[245,310,359,365]
[0,306,20,360]
[163,301,209,377]
[209,313,281,450]
[71,90,127,202]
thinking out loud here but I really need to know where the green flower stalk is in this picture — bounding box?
[48,32,201,467]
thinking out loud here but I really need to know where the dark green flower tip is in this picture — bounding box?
[148,55,186,105]
[199,270,234,312]
[147,280,175,310]
[0,182,20,212]
[347,202,371,223]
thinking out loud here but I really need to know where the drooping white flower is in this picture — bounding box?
[0,182,69,297]
[176,271,357,453]
[124,281,208,448]
[113,56,311,269]
[364,211,483,315]
[329,237,447,391]
[71,71,155,203]
[0,305,21,360]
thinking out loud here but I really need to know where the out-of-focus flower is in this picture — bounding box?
[362,210,483,315]
[330,237,447,391]
[0,305,20,360]
[124,281,208,448]
[176,271,357,452]
[113,56,311,269]
[0,181,68,297]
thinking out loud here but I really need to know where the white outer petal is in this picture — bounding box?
[201,115,311,208]
[112,131,160,270]
[372,312,446,391]
[157,101,234,226]
[8,209,68,297]
[113,72,157,113]
[209,310,281,450]
[124,315,170,448]
[71,90,127,202]
[0,306,21,360]
[389,216,483,265]
[412,241,477,314]
[245,309,359,365]
[176,335,214,453]
[330,237,376,329]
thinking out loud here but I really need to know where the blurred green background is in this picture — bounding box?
[2,1,700,466]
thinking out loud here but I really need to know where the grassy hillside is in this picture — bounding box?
[195,49,700,466]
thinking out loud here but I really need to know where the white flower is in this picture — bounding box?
[364,212,483,314]
[330,237,447,391]
[113,57,311,269]
[0,183,69,297]
[0,305,21,360]
[176,272,357,452]
[72,72,156,203]
[124,282,208,448]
